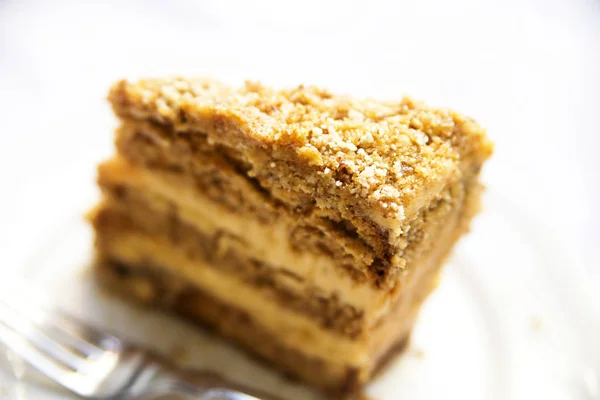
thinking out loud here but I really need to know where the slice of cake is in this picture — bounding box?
[89,77,493,397]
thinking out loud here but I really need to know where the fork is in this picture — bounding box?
[0,290,280,400]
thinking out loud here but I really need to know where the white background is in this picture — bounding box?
[0,1,599,399]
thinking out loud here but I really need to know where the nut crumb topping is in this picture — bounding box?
[109,77,493,234]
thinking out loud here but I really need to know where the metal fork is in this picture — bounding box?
[0,290,280,400]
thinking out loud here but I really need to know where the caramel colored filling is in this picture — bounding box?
[97,157,480,327]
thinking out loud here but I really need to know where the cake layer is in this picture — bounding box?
[97,157,481,326]
[112,120,485,288]
[92,185,464,395]
[91,163,480,396]
[97,157,386,320]
[114,120,389,279]
[93,226,373,364]
[96,259,412,398]
[109,78,493,257]
[93,205,365,338]
[90,169,479,369]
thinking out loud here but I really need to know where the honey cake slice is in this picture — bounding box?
[90,77,493,398]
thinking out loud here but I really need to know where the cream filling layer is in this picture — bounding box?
[103,231,369,364]
[100,158,392,323]
[103,230,424,372]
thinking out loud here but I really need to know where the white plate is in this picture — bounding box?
[0,189,598,400]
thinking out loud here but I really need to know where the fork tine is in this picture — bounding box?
[0,319,101,396]
[0,314,73,381]
[1,289,107,356]
[0,299,88,371]
[51,312,119,354]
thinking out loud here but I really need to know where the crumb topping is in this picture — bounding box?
[109,77,493,227]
